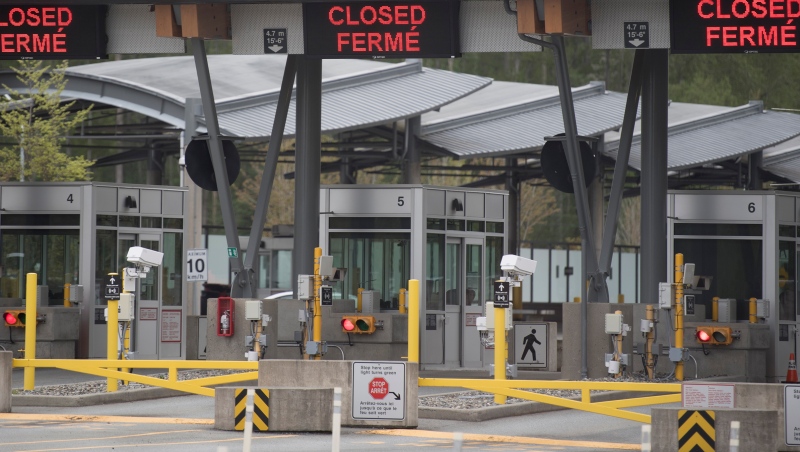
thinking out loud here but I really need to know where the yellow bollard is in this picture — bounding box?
[494,302,507,404]
[63,283,71,307]
[674,253,684,382]
[357,287,364,313]
[23,273,37,391]
[399,288,407,314]
[645,305,655,380]
[573,297,581,303]
[712,296,719,322]
[749,297,757,324]
[313,247,322,360]
[107,299,119,392]
[408,280,419,363]
[618,294,625,304]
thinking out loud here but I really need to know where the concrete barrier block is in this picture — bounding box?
[0,351,10,412]
[652,407,778,452]
[214,386,332,432]
[259,359,418,428]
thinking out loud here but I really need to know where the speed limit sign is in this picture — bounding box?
[186,249,208,282]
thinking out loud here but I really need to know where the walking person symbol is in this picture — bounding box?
[521,329,541,362]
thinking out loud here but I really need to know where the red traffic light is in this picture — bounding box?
[341,318,356,332]
[4,311,18,326]
[696,328,712,343]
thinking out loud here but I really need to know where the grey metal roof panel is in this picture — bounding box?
[420,83,630,158]
[605,102,800,171]
[213,65,492,139]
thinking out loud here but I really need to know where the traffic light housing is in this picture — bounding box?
[696,326,733,345]
[3,310,26,328]
[341,315,376,334]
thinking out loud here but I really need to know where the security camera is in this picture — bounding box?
[126,246,164,268]
[500,254,537,278]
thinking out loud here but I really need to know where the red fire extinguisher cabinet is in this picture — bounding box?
[217,297,234,337]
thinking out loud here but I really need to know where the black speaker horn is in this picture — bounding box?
[184,136,241,192]
[540,133,596,194]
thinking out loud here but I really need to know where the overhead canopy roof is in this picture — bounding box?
[603,101,800,172]
[420,81,631,159]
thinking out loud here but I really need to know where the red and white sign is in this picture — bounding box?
[352,361,405,420]
[369,377,389,399]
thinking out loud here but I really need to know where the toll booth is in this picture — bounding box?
[320,185,508,369]
[0,183,187,359]
[668,190,800,382]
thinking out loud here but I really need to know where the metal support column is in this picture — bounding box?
[293,57,322,291]
[402,116,421,184]
[184,97,203,315]
[519,33,603,379]
[244,57,298,285]
[748,151,763,190]
[599,51,645,281]
[640,50,669,304]
[190,38,253,298]
[506,158,519,254]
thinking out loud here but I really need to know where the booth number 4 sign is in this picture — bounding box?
[186,249,208,282]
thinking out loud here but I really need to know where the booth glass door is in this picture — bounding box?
[444,239,461,366]
[443,237,484,368]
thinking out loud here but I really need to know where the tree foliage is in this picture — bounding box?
[0,60,93,181]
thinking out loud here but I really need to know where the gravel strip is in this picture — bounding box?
[419,373,678,410]
[13,369,252,396]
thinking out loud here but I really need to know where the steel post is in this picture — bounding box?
[408,279,420,363]
[190,38,252,297]
[674,253,684,381]
[640,50,669,305]
[244,56,298,282]
[107,299,119,392]
[23,273,36,390]
[292,57,322,293]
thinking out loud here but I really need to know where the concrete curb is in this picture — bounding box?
[12,387,185,407]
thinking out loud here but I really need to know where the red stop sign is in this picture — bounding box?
[369,377,389,399]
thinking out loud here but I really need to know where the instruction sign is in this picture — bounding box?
[104,274,120,300]
[494,281,510,308]
[352,361,405,420]
[682,383,735,409]
[514,322,547,369]
[786,385,800,445]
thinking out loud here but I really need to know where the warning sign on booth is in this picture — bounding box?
[352,361,405,420]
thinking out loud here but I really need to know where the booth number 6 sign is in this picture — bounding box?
[186,249,208,282]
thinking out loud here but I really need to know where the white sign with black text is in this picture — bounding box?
[352,361,405,420]
[513,322,547,369]
[186,249,208,282]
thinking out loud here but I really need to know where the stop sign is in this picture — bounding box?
[369,377,389,399]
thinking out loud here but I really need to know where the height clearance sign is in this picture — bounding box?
[0,6,107,60]
[671,0,800,53]
[303,0,460,58]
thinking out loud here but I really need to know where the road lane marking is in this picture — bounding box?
[18,435,295,452]
[2,429,203,446]
[363,429,639,450]
[0,413,214,425]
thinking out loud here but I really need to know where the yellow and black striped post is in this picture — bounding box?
[234,388,269,431]
[678,409,715,452]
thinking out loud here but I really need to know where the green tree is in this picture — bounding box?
[0,60,93,181]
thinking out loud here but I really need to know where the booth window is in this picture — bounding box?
[427,218,445,230]
[426,234,445,311]
[141,217,162,229]
[259,249,292,289]
[674,223,762,236]
[466,242,482,305]
[1,230,80,305]
[330,232,410,310]
[779,240,796,320]
[119,216,140,228]
[164,218,183,229]
[675,238,762,321]
[162,232,183,306]
[96,215,116,227]
[485,236,504,303]
[95,230,117,306]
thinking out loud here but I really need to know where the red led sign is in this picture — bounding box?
[0,5,107,60]
[303,0,460,58]
[671,0,800,53]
